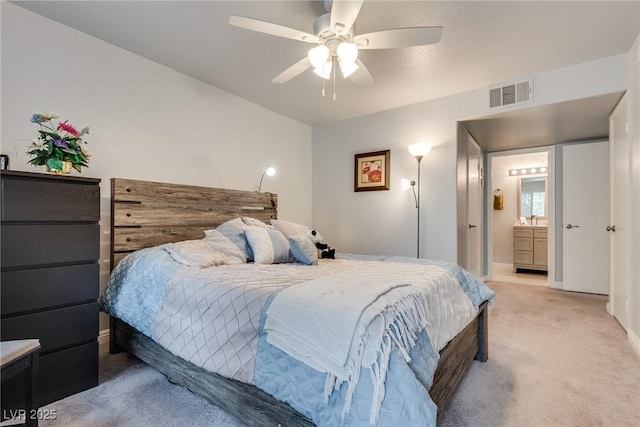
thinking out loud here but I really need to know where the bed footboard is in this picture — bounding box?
[430,300,488,413]
[108,301,488,425]
[110,317,314,427]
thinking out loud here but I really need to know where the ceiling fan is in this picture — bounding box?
[229,0,442,96]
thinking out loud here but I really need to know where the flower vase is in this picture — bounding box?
[46,161,73,175]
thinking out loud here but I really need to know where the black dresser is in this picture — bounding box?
[1,170,100,409]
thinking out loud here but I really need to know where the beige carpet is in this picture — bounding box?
[33,281,639,426]
[439,281,640,427]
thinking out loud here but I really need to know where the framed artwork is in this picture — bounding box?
[354,149,390,192]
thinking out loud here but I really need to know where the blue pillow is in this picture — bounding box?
[289,235,318,265]
[244,227,296,264]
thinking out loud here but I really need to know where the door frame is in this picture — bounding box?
[485,146,555,285]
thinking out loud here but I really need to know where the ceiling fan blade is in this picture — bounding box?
[354,27,443,50]
[272,57,312,84]
[349,58,375,87]
[229,16,319,44]
[329,0,363,35]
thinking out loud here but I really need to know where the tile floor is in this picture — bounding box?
[491,263,548,287]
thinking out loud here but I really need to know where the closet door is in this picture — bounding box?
[609,93,629,329]
[562,141,609,294]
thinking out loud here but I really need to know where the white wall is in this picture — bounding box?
[490,152,549,264]
[312,54,628,263]
[628,33,640,352]
[1,3,312,330]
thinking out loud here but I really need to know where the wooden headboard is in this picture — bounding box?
[110,178,277,269]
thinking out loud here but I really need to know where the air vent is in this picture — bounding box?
[488,78,533,109]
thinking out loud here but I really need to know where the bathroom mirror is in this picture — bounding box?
[518,176,547,218]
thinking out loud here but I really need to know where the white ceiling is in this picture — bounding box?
[12,1,640,149]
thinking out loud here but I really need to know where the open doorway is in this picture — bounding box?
[486,148,553,287]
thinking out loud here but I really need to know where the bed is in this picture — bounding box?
[104,178,493,427]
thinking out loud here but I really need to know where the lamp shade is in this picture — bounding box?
[338,58,359,78]
[337,42,358,63]
[313,60,332,79]
[408,143,431,158]
[308,45,330,69]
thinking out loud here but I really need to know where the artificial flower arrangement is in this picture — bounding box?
[27,112,90,173]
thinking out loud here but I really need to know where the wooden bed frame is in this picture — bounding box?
[108,177,489,426]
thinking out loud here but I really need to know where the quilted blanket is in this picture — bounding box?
[100,248,494,426]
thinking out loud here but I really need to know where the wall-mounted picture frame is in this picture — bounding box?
[354,149,390,192]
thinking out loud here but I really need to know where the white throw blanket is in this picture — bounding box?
[264,271,446,423]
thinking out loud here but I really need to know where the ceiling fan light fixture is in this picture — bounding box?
[307,45,330,69]
[337,42,358,63]
[313,60,332,79]
[338,58,359,78]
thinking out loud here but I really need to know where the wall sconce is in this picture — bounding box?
[258,165,276,192]
[509,166,547,176]
[404,143,431,258]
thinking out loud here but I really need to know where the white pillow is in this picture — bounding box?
[242,217,271,228]
[244,226,296,264]
[270,219,310,239]
[207,217,252,262]
[162,240,234,268]
[201,230,246,264]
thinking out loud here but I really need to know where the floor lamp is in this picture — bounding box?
[407,143,431,258]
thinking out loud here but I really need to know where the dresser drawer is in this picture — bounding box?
[1,176,99,222]
[514,228,534,238]
[1,341,98,408]
[1,302,98,354]
[514,251,533,265]
[514,238,533,251]
[534,228,548,238]
[1,264,98,315]
[1,224,99,268]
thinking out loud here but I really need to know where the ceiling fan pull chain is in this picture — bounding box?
[333,56,337,101]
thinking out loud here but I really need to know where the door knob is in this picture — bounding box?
[566,224,580,229]
[606,225,616,232]
[468,224,477,229]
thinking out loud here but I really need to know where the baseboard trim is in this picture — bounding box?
[99,328,110,345]
[629,328,640,357]
[551,281,563,290]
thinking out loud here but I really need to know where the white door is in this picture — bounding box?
[609,94,629,329]
[562,141,610,294]
[467,136,482,278]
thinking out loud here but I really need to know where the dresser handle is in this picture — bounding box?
[126,188,131,192]
[126,213,131,217]
[126,238,131,242]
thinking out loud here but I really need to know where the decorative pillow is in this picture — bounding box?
[242,217,271,228]
[270,219,310,239]
[244,226,296,264]
[162,240,231,268]
[289,234,318,266]
[201,230,246,264]
[208,217,253,262]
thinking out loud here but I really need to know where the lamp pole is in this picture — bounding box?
[415,155,423,258]
[408,142,431,259]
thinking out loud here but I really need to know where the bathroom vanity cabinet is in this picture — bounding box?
[513,226,548,272]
